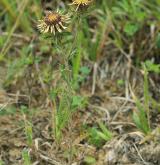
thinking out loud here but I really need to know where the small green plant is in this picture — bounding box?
[36,3,93,143]
[88,122,112,147]
[21,107,33,147]
[71,95,86,109]
[132,64,151,134]
[84,155,96,165]
[124,22,139,36]
[0,160,4,165]
[24,121,33,147]
[22,149,31,165]
[145,60,160,74]
[117,79,125,86]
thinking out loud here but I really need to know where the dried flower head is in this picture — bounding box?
[37,11,70,34]
[70,0,92,11]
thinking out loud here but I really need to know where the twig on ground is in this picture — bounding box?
[132,142,148,165]
[92,62,98,95]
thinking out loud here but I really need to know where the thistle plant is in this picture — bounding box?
[37,1,93,143]
[70,0,93,11]
[37,10,70,34]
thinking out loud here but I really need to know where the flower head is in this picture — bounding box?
[37,11,70,34]
[70,0,92,11]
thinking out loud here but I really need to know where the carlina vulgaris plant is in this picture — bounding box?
[37,9,72,143]
[37,10,71,35]
[37,7,72,140]
[37,1,93,143]
[70,0,93,11]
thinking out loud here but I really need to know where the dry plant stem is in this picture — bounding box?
[112,101,128,121]
[91,10,112,95]
[0,102,9,111]
[0,0,29,56]
[8,92,30,105]
[0,0,30,32]
[125,58,132,99]
[144,68,151,130]
[125,44,134,99]
[67,118,74,165]
[1,32,30,41]
[39,152,61,165]
[0,0,15,18]
[1,42,12,59]
[91,62,98,95]
[0,126,24,139]
[111,55,123,79]
[35,62,48,96]
[95,16,111,61]
[50,99,58,145]
[132,143,148,164]
[89,104,110,121]
[110,121,135,127]
[110,96,135,103]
